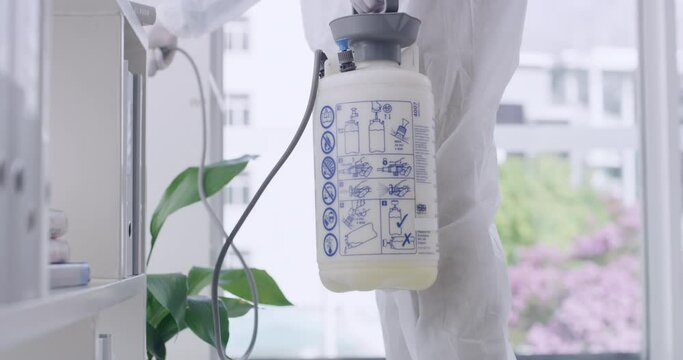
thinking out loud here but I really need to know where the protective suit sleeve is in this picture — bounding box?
[156,0,259,37]
[155,0,374,38]
[300,0,527,359]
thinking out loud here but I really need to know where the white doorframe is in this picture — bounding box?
[638,0,683,359]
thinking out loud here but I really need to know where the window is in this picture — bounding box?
[224,18,249,52]
[551,66,568,104]
[603,71,630,117]
[225,172,250,205]
[551,67,589,106]
[497,104,526,124]
[226,94,250,126]
[497,0,643,356]
[213,0,683,359]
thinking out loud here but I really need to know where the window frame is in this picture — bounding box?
[638,0,683,359]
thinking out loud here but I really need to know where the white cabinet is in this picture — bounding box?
[0,0,149,358]
[50,0,148,280]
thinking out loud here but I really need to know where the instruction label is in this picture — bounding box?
[317,100,437,257]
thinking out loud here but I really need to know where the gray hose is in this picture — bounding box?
[208,48,326,359]
[173,44,325,359]
[172,46,326,360]
[169,46,260,360]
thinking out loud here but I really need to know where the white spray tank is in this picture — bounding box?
[313,7,439,292]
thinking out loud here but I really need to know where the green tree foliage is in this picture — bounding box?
[496,155,609,263]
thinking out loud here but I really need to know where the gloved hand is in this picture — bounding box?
[351,0,386,13]
[147,23,178,77]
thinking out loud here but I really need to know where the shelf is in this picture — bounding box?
[53,0,148,49]
[0,275,146,350]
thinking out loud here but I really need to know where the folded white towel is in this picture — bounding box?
[49,237,70,264]
[49,209,68,239]
[50,262,90,289]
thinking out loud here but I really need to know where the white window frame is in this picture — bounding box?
[638,0,683,359]
[226,94,250,126]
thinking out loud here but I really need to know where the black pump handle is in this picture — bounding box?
[352,0,399,14]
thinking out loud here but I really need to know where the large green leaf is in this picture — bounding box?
[148,156,254,260]
[185,295,229,349]
[187,266,213,295]
[146,314,187,359]
[147,273,188,328]
[221,297,253,318]
[220,268,292,306]
[188,267,292,306]
[156,313,186,343]
[147,294,169,329]
[188,268,254,316]
[146,323,167,360]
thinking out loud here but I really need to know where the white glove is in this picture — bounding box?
[351,0,386,13]
[147,23,178,77]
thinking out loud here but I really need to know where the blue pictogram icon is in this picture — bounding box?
[321,131,335,154]
[386,179,410,197]
[323,234,338,257]
[349,181,371,198]
[322,182,337,205]
[321,156,336,180]
[320,106,335,129]
[323,207,337,231]
[379,158,412,177]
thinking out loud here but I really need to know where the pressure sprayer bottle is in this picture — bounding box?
[313,8,439,292]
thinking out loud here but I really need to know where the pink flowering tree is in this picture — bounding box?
[508,202,641,354]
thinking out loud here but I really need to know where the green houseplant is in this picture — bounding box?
[145,155,292,359]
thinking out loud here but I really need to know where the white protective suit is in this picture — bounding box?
[301,2,527,359]
[155,0,527,359]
